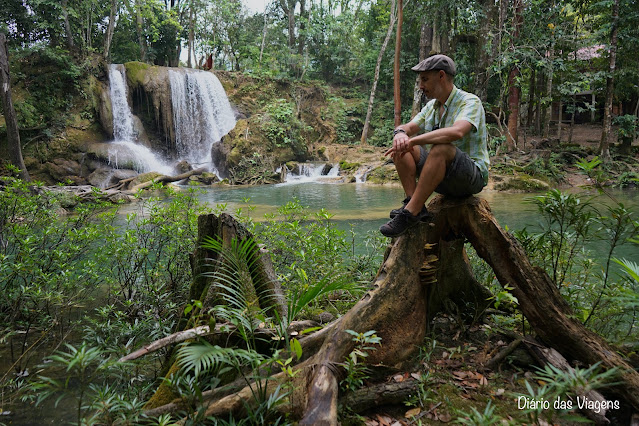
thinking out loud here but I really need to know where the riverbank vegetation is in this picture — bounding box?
[1,176,638,423]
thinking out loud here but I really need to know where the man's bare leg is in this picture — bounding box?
[404,144,456,216]
[393,146,421,198]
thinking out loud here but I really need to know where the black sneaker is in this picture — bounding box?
[389,196,411,218]
[380,208,422,237]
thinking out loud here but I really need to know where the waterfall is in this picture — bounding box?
[109,64,135,142]
[169,69,236,170]
[107,64,173,175]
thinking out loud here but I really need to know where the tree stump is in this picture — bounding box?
[145,197,639,423]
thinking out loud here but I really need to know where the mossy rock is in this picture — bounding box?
[366,164,399,184]
[338,160,360,172]
[124,61,151,89]
[494,174,550,191]
[129,171,164,187]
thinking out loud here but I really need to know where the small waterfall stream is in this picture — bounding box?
[282,163,340,184]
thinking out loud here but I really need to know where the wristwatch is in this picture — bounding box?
[393,128,406,136]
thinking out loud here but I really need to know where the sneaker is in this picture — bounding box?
[380,208,422,237]
[389,196,411,218]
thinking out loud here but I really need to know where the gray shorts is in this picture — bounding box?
[416,146,485,197]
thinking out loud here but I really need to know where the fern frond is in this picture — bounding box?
[176,340,263,377]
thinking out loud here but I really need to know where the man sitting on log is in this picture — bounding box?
[380,54,490,237]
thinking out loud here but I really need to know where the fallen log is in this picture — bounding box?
[120,320,321,362]
[126,167,208,193]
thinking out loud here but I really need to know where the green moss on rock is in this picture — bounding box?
[494,174,550,191]
[366,164,399,184]
[124,61,151,89]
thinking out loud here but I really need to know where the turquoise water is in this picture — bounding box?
[193,182,634,229]
[189,182,639,262]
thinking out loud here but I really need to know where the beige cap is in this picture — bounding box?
[411,54,456,75]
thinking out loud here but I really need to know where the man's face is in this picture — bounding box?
[418,70,444,98]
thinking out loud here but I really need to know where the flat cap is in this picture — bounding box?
[411,54,456,75]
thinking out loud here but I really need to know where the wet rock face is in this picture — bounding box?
[211,140,230,178]
[88,167,138,188]
[45,158,87,185]
[175,160,193,174]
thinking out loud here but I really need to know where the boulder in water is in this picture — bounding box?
[88,167,115,187]
[175,160,193,174]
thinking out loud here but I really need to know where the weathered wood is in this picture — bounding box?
[121,320,317,362]
[339,379,419,414]
[484,338,522,371]
[126,168,208,192]
[435,196,639,410]
[145,213,287,409]
[524,339,610,424]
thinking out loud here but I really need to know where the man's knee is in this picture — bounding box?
[428,144,456,162]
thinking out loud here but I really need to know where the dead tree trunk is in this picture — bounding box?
[0,33,30,181]
[360,0,396,144]
[145,213,286,408]
[143,197,639,423]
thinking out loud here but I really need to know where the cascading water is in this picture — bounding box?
[283,163,340,184]
[109,64,135,142]
[169,69,236,171]
[107,64,173,175]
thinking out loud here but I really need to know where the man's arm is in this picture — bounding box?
[409,120,472,146]
[385,120,472,157]
[385,121,421,157]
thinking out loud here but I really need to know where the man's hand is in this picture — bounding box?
[385,132,412,157]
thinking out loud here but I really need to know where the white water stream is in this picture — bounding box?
[108,64,174,175]
[169,68,236,171]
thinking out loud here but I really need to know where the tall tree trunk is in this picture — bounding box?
[474,0,496,102]
[279,0,296,50]
[360,0,396,144]
[568,94,576,144]
[599,0,619,162]
[505,0,523,151]
[527,67,536,128]
[61,0,74,50]
[135,0,146,61]
[542,33,555,139]
[298,0,307,56]
[0,33,30,182]
[393,0,403,127]
[411,21,433,117]
[259,12,268,65]
[187,5,194,68]
[535,71,543,134]
[556,98,562,141]
[104,0,119,59]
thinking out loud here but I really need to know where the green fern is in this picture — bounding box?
[176,340,262,378]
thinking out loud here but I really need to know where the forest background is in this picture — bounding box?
[1,0,639,424]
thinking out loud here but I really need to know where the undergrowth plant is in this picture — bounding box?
[340,330,381,393]
[518,189,639,339]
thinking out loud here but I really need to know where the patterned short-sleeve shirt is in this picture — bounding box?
[411,85,490,184]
